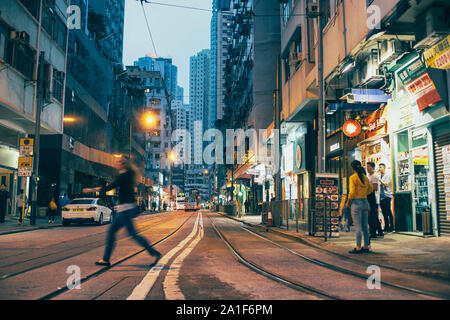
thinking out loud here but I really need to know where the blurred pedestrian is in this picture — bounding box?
[83,156,161,267]
[367,162,383,238]
[346,160,373,254]
[0,183,11,223]
[47,197,58,224]
[244,199,249,214]
[17,189,27,224]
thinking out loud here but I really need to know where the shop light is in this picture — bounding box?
[343,120,362,138]
[340,58,355,74]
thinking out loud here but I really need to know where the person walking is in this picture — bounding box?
[17,189,28,224]
[366,162,383,239]
[0,183,11,223]
[346,160,373,254]
[47,197,58,223]
[378,163,394,232]
[83,156,162,267]
[60,193,70,208]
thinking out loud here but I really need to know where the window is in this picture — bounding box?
[18,0,40,19]
[0,20,9,61]
[42,6,67,51]
[7,38,36,79]
[52,68,64,103]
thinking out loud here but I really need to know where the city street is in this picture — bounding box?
[1,210,449,300]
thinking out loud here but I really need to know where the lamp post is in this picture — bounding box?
[168,152,176,207]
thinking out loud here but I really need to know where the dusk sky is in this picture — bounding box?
[123,0,213,104]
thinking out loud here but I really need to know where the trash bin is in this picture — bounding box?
[422,209,432,235]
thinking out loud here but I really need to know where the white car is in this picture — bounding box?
[62,198,113,226]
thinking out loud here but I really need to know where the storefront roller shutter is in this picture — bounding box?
[434,127,450,236]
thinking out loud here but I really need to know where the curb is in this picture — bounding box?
[0,223,61,236]
[216,212,450,282]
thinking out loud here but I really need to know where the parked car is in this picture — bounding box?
[62,198,113,226]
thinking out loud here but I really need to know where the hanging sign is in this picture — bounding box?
[364,106,388,138]
[343,120,362,138]
[397,57,442,111]
[423,35,450,70]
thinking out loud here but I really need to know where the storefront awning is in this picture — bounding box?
[236,174,251,180]
[326,103,380,115]
[340,89,392,104]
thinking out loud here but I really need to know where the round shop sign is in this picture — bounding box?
[296,145,302,169]
[343,120,362,138]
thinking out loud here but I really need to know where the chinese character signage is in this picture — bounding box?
[398,57,442,112]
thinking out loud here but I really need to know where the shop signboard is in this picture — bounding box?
[397,57,442,111]
[442,145,450,220]
[293,135,306,174]
[424,35,450,70]
[314,173,339,238]
[364,105,388,139]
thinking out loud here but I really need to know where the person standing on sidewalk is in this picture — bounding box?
[367,162,383,239]
[47,197,58,224]
[0,183,11,223]
[378,163,394,232]
[346,160,373,254]
[83,156,162,267]
[17,189,27,224]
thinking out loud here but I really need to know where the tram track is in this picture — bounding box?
[239,223,449,300]
[0,212,190,281]
[208,215,339,300]
[37,212,195,300]
[210,214,446,300]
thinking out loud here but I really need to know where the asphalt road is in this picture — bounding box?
[0,210,449,300]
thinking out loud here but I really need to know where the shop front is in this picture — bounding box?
[388,52,449,236]
[0,143,20,217]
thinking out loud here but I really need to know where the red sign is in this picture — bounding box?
[365,106,387,138]
[343,120,361,138]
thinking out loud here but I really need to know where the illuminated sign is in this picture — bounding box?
[343,120,361,138]
[330,142,341,152]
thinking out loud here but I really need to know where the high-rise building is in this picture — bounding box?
[89,0,125,66]
[211,0,233,123]
[186,49,211,200]
[134,56,178,98]
[189,49,211,162]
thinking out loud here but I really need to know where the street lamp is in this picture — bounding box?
[129,111,157,159]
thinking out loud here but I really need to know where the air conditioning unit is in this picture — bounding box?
[353,53,382,87]
[43,63,54,101]
[53,70,65,80]
[307,1,320,17]
[379,40,405,65]
[414,6,450,49]
[10,30,30,43]
[289,51,303,65]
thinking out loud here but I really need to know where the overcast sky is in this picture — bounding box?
[123,0,212,104]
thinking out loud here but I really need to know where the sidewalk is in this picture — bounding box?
[0,210,165,236]
[220,213,450,281]
[0,216,61,236]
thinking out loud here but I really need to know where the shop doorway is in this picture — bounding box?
[0,168,17,216]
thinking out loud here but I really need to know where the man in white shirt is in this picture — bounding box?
[378,163,394,232]
[367,162,383,238]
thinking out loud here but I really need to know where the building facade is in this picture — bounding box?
[0,0,69,217]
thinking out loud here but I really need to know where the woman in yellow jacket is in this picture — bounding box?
[345,160,373,254]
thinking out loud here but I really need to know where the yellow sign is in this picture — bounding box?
[424,35,450,69]
[20,138,34,146]
[18,156,33,168]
